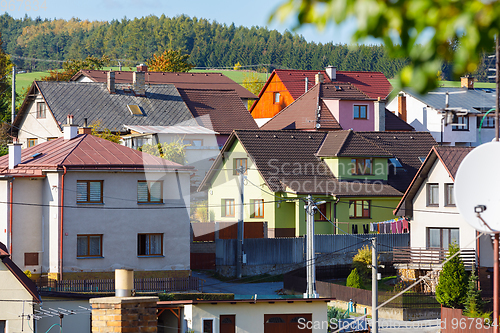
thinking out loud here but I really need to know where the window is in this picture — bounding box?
[427,228,459,249]
[351,158,372,175]
[137,181,163,203]
[202,319,214,333]
[233,158,248,175]
[47,137,58,141]
[315,202,331,221]
[222,199,235,217]
[183,139,203,147]
[138,233,163,256]
[27,138,38,147]
[77,180,103,203]
[353,105,367,119]
[273,92,281,104]
[427,183,439,206]
[349,200,370,218]
[251,199,264,218]
[478,114,495,128]
[77,234,102,257]
[36,102,46,118]
[452,115,469,131]
[445,183,455,206]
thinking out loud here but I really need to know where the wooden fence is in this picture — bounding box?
[36,276,203,293]
[441,307,492,332]
[393,247,476,269]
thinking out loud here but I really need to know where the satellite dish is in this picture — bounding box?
[455,141,500,232]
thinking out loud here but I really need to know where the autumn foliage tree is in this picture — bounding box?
[42,55,109,81]
[146,50,194,72]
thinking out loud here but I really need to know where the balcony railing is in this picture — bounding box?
[393,247,476,270]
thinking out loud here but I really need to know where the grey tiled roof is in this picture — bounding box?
[18,81,197,133]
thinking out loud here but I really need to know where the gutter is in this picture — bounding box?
[59,166,67,281]
[9,178,13,254]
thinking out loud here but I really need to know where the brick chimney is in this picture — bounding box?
[325,66,337,81]
[461,76,474,89]
[136,64,148,72]
[107,71,115,94]
[64,115,78,140]
[78,118,92,135]
[315,72,324,85]
[398,93,407,122]
[374,97,386,132]
[8,141,22,169]
[133,71,146,96]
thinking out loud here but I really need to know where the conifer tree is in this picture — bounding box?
[436,243,468,309]
[463,270,484,317]
[346,268,364,289]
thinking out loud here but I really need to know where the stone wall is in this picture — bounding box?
[90,296,158,333]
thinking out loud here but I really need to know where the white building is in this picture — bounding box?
[0,123,192,281]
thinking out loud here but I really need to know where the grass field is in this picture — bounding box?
[388,79,496,89]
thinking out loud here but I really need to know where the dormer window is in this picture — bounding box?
[351,158,372,175]
[36,102,46,118]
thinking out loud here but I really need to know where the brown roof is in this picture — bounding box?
[158,298,335,306]
[0,242,41,303]
[0,134,194,173]
[199,129,402,197]
[177,88,258,135]
[385,109,414,131]
[71,70,257,100]
[394,146,472,216]
[316,130,392,157]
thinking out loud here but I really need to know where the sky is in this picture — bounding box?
[3,0,359,45]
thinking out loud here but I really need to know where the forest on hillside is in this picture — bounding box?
[0,13,412,77]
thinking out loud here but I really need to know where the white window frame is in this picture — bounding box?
[201,318,215,333]
[445,183,455,206]
[427,183,439,207]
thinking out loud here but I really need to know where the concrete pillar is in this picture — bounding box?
[90,296,158,333]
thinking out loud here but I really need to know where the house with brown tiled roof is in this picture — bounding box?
[0,242,41,332]
[261,82,413,132]
[0,122,193,281]
[199,129,436,237]
[250,66,393,125]
[392,146,493,294]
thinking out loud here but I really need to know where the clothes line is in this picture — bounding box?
[370,217,409,234]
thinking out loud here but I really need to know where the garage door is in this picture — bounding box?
[264,314,312,333]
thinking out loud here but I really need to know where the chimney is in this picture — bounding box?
[78,118,92,135]
[398,93,407,122]
[64,115,78,140]
[107,71,115,94]
[133,71,146,96]
[136,64,148,72]
[115,269,134,297]
[8,141,22,169]
[315,72,324,85]
[461,76,474,89]
[325,66,337,81]
[374,97,386,132]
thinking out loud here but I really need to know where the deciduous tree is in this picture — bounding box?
[146,49,194,72]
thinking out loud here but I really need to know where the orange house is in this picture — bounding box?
[250,66,393,125]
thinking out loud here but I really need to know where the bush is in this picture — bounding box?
[346,268,364,289]
[352,244,378,282]
[436,243,468,309]
[327,306,348,328]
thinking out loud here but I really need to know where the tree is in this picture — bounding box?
[42,55,109,81]
[139,138,190,165]
[242,72,265,108]
[0,32,13,123]
[146,49,194,72]
[346,268,364,289]
[271,0,500,92]
[435,243,468,309]
[352,244,378,282]
[89,120,121,143]
[463,270,484,317]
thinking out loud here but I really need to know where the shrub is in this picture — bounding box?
[436,243,468,309]
[346,268,364,289]
[327,306,348,328]
[352,244,378,281]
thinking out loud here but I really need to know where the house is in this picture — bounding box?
[0,242,41,333]
[393,146,492,293]
[386,76,496,146]
[199,129,436,237]
[261,82,414,132]
[0,121,193,280]
[157,297,334,333]
[71,64,258,107]
[250,66,393,125]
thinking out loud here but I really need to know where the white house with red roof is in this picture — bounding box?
[0,120,193,281]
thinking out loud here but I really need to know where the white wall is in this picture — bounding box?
[35,298,91,333]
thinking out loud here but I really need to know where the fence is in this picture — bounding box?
[36,276,203,293]
[393,247,476,269]
[441,307,492,332]
[216,233,409,267]
[191,222,266,241]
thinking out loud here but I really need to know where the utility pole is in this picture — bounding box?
[494,35,499,333]
[304,195,318,298]
[372,237,378,333]
[11,66,15,124]
[236,166,245,279]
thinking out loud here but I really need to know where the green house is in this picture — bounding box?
[199,129,436,237]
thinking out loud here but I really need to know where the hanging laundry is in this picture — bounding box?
[402,219,409,233]
[363,224,369,234]
[391,221,397,233]
[352,224,358,234]
[396,219,402,233]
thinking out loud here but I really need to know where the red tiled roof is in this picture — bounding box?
[0,135,194,173]
[177,88,258,135]
[274,69,392,100]
[71,70,257,100]
[434,146,474,181]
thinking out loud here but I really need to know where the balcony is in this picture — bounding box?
[393,247,476,270]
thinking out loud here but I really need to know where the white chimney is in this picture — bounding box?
[8,142,22,169]
[107,71,115,94]
[64,115,78,140]
[374,97,386,132]
[315,72,324,85]
[115,269,134,297]
[326,66,337,81]
[133,71,146,96]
